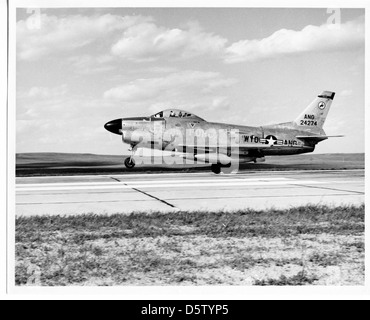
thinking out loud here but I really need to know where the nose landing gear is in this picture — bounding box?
[124,157,136,169]
[124,145,137,169]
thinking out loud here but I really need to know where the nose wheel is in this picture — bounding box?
[124,145,137,169]
[124,157,136,169]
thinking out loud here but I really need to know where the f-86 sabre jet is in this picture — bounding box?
[105,91,341,174]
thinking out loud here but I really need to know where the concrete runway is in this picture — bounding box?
[16,170,364,216]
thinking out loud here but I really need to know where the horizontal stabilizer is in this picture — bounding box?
[296,135,344,142]
[318,91,336,100]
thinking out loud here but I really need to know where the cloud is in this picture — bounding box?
[103,70,237,117]
[17,13,226,63]
[111,21,227,62]
[104,70,237,102]
[17,85,70,119]
[68,54,115,75]
[225,17,365,63]
[212,96,231,109]
[17,14,151,60]
[16,118,108,151]
[17,13,226,64]
[17,12,364,65]
[17,84,119,121]
[26,85,68,99]
[339,89,353,97]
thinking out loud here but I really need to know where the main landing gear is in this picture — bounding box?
[211,164,221,174]
[211,163,236,174]
[124,145,137,169]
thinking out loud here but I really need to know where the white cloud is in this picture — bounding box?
[17,84,119,121]
[68,55,115,75]
[225,17,364,63]
[17,14,151,60]
[104,70,237,102]
[17,13,226,63]
[17,85,70,120]
[17,120,51,142]
[103,71,237,117]
[26,85,68,99]
[111,21,227,62]
[17,12,364,65]
[144,66,179,74]
[16,118,107,151]
[212,96,231,109]
[339,89,353,97]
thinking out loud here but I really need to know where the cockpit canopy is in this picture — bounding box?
[151,109,205,121]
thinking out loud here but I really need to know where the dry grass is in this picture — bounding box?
[15,204,365,286]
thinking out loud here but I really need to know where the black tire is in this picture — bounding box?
[124,157,136,169]
[211,164,221,174]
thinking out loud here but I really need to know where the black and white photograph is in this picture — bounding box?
[3,0,369,299]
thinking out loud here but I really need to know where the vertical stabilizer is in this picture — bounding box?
[293,91,335,132]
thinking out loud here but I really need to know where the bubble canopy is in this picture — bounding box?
[150,109,205,121]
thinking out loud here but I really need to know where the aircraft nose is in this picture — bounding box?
[104,119,122,135]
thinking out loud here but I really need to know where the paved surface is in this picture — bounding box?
[15,170,364,216]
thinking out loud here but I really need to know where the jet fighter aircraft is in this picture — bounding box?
[105,91,341,174]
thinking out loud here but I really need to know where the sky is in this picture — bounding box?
[16,7,365,155]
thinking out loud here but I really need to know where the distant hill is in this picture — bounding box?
[15,152,364,177]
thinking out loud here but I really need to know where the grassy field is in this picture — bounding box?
[16,152,365,176]
[16,204,365,286]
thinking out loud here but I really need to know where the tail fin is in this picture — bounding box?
[293,91,335,132]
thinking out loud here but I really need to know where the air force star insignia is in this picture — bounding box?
[265,135,278,146]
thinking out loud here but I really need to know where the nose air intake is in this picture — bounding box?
[104,119,122,135]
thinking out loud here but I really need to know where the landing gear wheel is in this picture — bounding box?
[211,164,221,174]
[124,157,136,169]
